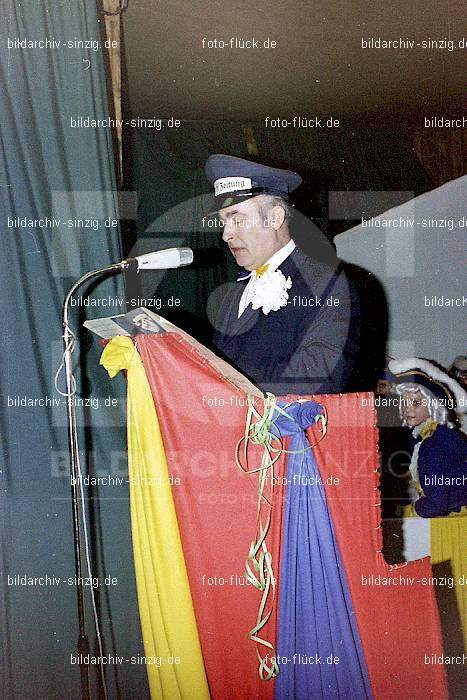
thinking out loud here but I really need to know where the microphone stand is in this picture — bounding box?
[62,261,126,700]
[61,248,192,700]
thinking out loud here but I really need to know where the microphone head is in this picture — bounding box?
[131,247,194,270]
[179,248,194,266]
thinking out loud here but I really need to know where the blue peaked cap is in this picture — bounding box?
[205,154,302,213]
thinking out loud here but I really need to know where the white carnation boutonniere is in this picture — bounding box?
[250,269,292,315]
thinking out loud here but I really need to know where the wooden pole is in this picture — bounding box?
[103,0,122,183]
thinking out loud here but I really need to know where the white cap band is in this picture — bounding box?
[214,176,252,197]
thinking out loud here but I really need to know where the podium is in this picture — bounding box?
[100,322,448,700]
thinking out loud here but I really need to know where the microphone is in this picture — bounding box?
[61,246,194,409]
[60,242,193,694]
[124,247,194,270]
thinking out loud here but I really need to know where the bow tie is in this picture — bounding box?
[237,263,270,283]
[255,264,269,278]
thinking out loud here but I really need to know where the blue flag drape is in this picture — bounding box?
[273,401,373,700]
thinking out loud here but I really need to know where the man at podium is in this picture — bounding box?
[205,154,361,396]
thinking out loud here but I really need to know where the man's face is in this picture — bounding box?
[401,390,431,427]
[217,197,287,271]
[453,368,467,388]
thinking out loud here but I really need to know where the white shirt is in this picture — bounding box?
[237,239,296,317]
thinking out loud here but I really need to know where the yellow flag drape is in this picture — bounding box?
[431,509,467,648]
[402,504,466,646]
[101,336,210,700]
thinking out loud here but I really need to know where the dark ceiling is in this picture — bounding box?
[122,0,466,124]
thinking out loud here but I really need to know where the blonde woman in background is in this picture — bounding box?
[388,358,466,561]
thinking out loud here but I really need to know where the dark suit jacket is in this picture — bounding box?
[212,247,361,396]
[413,425,467,518]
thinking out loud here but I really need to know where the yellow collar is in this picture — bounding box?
[419,420,438,441]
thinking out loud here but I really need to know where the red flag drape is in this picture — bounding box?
[137,334,283,699]
[137,334,448,700]
[307,393,448,699]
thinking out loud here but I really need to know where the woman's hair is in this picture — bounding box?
[395,382,451,426]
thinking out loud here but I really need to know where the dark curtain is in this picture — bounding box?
[1,2,148,699]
